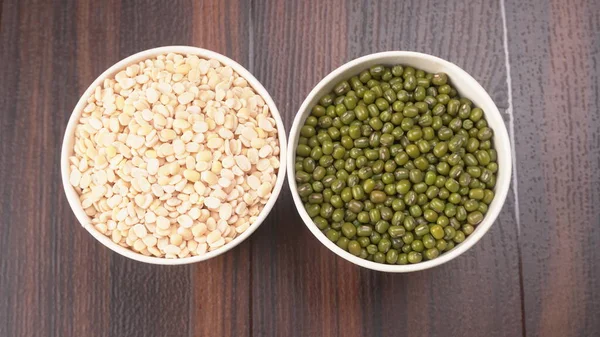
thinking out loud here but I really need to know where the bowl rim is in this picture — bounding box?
[287,51,512,272]
[61,45,287,265]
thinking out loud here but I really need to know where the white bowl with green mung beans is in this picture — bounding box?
[287,51,511,272]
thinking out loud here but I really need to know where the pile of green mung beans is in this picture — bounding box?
[294,64,497,265]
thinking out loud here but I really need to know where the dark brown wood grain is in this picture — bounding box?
[1,1,112,336]
[1,0,598,336]
[249,1,353,336]
[249,1,522,337]
[189,1,252,336]
[0,1,251,337]
[108,2,193,337]
[506,0,600,336]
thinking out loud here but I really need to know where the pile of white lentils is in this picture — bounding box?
[68,53,280,258]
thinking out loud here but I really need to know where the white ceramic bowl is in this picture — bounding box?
[61,46,287,265]
[288,51,511,272]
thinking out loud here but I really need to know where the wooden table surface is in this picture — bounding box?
[1,0,599,336]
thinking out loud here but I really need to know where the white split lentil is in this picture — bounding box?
[70,53,279,258]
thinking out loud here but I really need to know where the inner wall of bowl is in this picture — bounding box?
[290,53,511,271]
[62,46,287,264]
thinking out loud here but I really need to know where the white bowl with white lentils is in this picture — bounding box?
[61,46,287,264]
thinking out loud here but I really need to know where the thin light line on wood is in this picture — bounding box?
[501,2,527,337]
[500,0,521,234]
